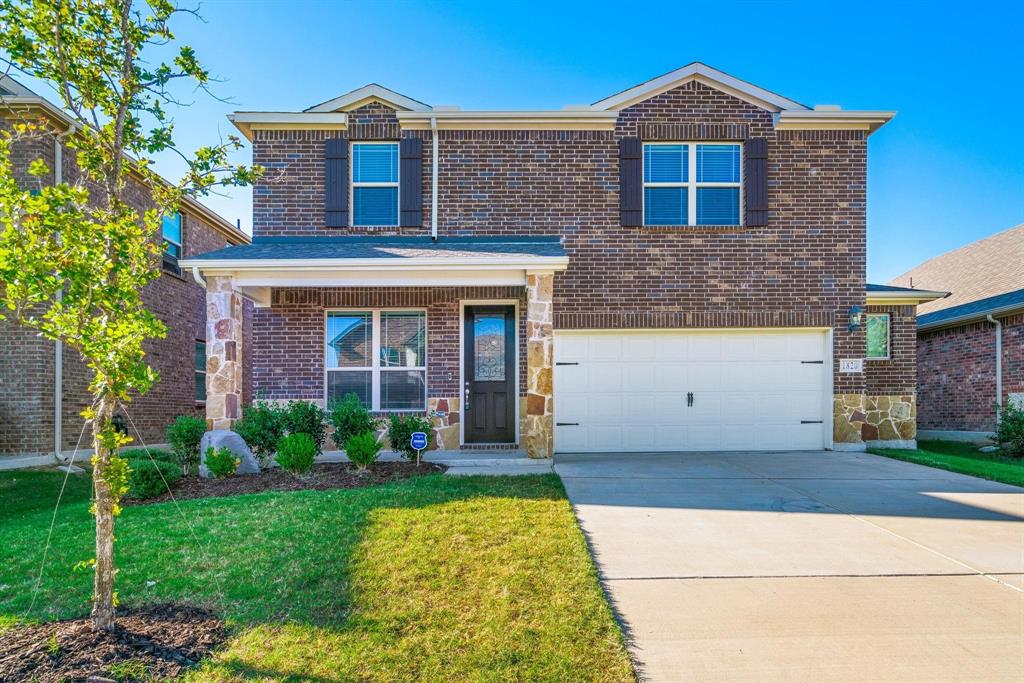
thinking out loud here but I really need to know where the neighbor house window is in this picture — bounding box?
[866,313,890,359]
[162,212,182,258]
[351,142,399,226]
[325,310,426,411]
[195,340,206,402]
[643,142,741,226]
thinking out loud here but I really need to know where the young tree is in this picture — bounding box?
[0,0,259,631]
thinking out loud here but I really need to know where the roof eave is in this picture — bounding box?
[396,110,618,131]
[228,112,349,141]
[776,110,897,134]
[866,288,948,305]
[179,256,570,272]
[918,301,1024,332]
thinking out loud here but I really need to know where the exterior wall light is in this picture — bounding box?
[848,305,864,332]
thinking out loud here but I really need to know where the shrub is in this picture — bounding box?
[165,415,206,475]
[204,446,239,478]
[345,431,383,471]
[234,401,285,465]
[387,414,434,460]
[276,432,317,475]
[282,401,327,455]
[994,402,1024,457]
[329,393,377,447]
[125,458,182,499]
[119,447,175,464]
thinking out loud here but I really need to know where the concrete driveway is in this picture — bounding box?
[555,451,1024,682]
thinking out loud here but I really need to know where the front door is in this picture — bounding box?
[464,305,516,443]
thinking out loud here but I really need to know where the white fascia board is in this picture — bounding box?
[591,63,809,112]
[397,110,617,130]
[178,256,570,272]
[228,112,348,140]
[305,84,432,113]
[776,110,896,133]
[233,270,529,289]
[865,288,948,305]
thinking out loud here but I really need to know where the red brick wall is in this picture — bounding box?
[249,81,869,397]
[0,118,245,456]
[252,287,526,405]
[865,304,917,396]
[917,314,1024,431]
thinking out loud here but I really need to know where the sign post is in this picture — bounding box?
[410,431,428,467]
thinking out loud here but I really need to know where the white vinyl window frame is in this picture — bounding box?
[350,141,400,227]
[642,142,743,226]
[865,313,891,361]
[323,308,428,412]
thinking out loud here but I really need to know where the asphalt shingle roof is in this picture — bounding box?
[917,287,1024,329]
[187,236,566,261]
[888,223,1024,316]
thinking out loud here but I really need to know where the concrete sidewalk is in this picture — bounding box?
[555,451,1024,682]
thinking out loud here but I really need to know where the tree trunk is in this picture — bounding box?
[91,395,117,632]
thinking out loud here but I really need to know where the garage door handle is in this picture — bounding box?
[555,362,579,366]
[800,420,823,424]
[556,422,579,426]
[801,360,824,364]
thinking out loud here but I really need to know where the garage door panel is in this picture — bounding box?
[554,330,829,453]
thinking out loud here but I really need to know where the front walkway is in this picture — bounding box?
[555,451,1024,682]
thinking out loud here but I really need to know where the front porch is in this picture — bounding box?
[181,237,567,458]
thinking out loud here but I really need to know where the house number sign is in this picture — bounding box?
[839,358,864,373]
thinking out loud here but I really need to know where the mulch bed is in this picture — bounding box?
[126,460,447,506]
[0,603,225,682]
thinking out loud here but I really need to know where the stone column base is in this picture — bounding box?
[834,394,916,449]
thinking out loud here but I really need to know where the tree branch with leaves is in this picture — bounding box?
[0,0,260,631]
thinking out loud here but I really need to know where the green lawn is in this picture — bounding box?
[0,470,634,682]
[869,439,1024,487]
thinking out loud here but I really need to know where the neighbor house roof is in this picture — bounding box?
[0,76,248,245]
[889,223,1024,316]
[918,287,1024,331]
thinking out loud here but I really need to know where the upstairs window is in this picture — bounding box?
[351,142,399,226]
[866,313,891,360]
[162,212,182,259]
[643,143,741,226]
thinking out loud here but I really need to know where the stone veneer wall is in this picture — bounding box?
[834,394,916,448]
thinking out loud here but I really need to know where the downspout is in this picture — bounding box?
[430,116,438,240]
[987,314,1003,414]
[191,266,207,289]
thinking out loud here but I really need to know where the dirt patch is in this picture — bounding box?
[126,460,447,505]
[0,603,224,682]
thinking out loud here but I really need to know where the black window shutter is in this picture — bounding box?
[619,137,642,226]
[324,138,348,228]
[399,137,423,227]
[744,138,768,227]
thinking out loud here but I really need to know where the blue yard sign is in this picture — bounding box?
[410,431,428,451]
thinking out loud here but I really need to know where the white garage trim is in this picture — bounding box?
[553,327,834,453]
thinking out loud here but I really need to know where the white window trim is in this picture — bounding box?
[324,308,428,412]
[162,212,183,257]
[865,312,891,361]
[350,141,400,227]
[642,142,743,227]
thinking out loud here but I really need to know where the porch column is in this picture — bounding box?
[525,271,554,458]
[205,275,243,430]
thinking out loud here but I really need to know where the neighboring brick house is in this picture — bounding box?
[183,63,942,457]
[890,224,1024,437]
[0,77,250,463]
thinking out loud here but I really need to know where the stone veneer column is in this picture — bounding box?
[525,272,554,458]
[205,275,244,430]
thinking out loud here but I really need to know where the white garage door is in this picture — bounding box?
[554,330,830,453]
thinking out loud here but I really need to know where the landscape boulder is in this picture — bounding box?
[199,430,261,478]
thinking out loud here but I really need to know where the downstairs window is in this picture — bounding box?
[866,313,890,359]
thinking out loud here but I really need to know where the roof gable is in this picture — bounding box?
[889,223,1024,315]
[592,62,809,112]
[305,84,431,113]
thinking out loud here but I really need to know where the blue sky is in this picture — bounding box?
[16,0,1024,283]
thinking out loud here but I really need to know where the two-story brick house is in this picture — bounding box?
[0,77,251,464]
[182,63,943,457]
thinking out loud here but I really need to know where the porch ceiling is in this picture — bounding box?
[179,236,569,305]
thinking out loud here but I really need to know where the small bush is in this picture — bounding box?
[329,393,377,447]
[282,401,327,455]
[387,414,434,460]
[276,432,317,475]
[345,431,383,471]
[234,401,284,465]
[126,458,182,499]
[119,448,175,464]
[165,415,206,475]
[204,446,239,478]
[994,402,1024,458]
